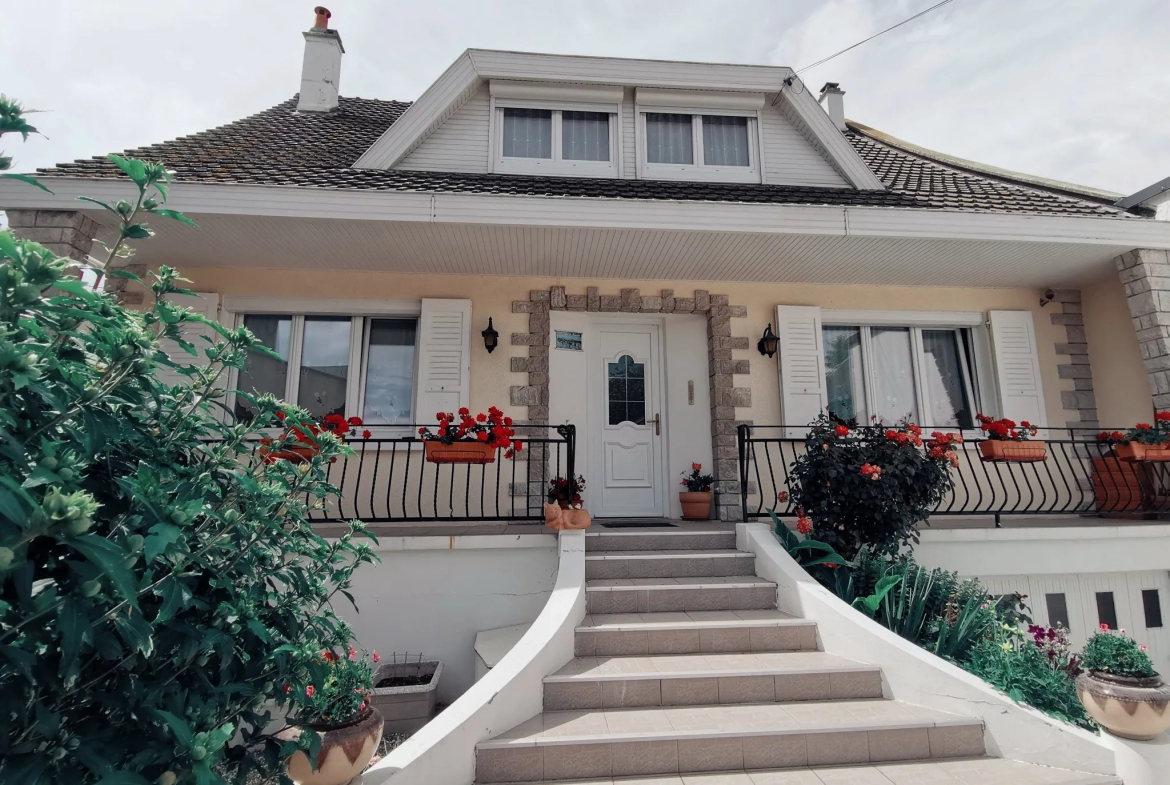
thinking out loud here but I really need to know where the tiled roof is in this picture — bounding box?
[38,95,1136,219]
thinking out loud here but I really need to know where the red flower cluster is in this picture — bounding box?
[860,463,882,480]
[420,406,522,456]
[1159,411,1170,422]
[883,423,924,448]
[795,509,812,535]
[976,414,1037,441]
[1097,430,1126,442]
[833,424,850,437]
[926,431,963,468]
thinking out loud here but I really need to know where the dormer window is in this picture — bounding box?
[500,108,613,167]
[635,88,764,183]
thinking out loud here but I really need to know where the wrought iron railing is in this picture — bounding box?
[738,425,1170,526]
[245,424,575,523]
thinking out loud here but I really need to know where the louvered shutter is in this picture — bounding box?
[988,310,1047,427]
[775,305,827,435]
[415,298,472,420]
[156,292,220,389]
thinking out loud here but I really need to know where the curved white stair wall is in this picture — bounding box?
[363,530,585,785]
[738,521,1119,777]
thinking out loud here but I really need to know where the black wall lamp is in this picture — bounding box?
[758,323,778,358]
[481,317,499,353]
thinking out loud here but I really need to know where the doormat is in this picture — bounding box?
[598,521,679,528]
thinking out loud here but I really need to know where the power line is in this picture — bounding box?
[792,0,957,77]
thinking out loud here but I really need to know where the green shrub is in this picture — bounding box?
[1081,629,1157,678]
[0,99,378,784]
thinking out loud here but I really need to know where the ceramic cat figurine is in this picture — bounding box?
[543,502,591,530]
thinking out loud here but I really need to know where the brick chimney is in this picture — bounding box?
[297,6,344,113]
[818,82,846,132]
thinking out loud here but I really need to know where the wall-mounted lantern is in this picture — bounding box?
[481,317,499,354]
[757,323,778,358]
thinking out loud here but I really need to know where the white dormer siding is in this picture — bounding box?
[399,83,491,173]
[760,93,848,188]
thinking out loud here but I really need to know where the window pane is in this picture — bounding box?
[870,327,919,425]
[645,113,693,164]
[607,354,647,425]
[502,108,552,159]
[298,316,350,419]
[922,330,973,428]
[562,111,610,162]
[823,326,867,424]
[362,318,417,425]
[702,116,750,166]
[1143,589,1163,628]
[1096,591,1119,631]
[235,314,291,422]
[1046,593,1070,630]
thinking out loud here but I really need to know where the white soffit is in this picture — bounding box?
[489,80,623,104]
[635,88,764,111]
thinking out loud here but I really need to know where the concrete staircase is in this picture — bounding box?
[474,526,1120,785]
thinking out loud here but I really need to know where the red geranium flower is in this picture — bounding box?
[348,416,363,426]
[1157,411,1170,422]
[362,430,372,439]
[1137,423,1152,431]
[458,407,470,416]
[305,685,315,698]
[833,425,849,436]
[796,517,811,535]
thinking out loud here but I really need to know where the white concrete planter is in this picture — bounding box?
[369,660,443,734]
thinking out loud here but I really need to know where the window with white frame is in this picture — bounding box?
[822,324,978,429]
[234,314,418,426]
[494,105,618,176]
[639,111,759,181]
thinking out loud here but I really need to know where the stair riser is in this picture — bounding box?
[585,533,736,552]
[575,625,818,657]
[544,670,883,710]
[475,724,986,783]
[586,586,775,614]
[586,556,756,580]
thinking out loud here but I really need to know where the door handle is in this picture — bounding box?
[653,413,661,436]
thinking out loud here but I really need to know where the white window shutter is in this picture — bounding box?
[988,310,1047,427]
[156,292,220,389]
[415,298,472,421]
[775,305,827,435]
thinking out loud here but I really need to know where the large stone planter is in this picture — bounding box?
[1076,671,1170,740]
[368,660,443,734]
[278,707,384,785]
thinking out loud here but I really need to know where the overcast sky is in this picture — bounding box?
[3,0,1169,195]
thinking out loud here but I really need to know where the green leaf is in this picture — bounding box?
[112,610,154,655]
[152,709,194,748]
[153,578,189,624]
[107,154,148,187]
[106,268,143,283]
[97,770,152,785]
[121,224,153,240]
[66,534,139,606]
[144,522,182,562]
[0,486,29,526]
[51,278,96,300]
[1,171,52,193]
[76,195,116,213]
[57,597,90,672]
[153,208,198,228]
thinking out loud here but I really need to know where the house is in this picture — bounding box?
[5,9,1170,783]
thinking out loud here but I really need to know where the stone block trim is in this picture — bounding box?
[1117,249,1170,411]
[1049,288,1098,429]
[511,287,750,520]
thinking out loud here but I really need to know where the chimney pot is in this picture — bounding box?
[298,7,344,112]
[314,6,331,29]
[818,82,847,132]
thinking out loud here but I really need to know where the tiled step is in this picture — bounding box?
[482,757,1124,784]
[585,530,737,552]
[586,577,777,614]
[575,611,818,657]
[586,550,756,580]
[544,651,883,710]
[474,700,985,783]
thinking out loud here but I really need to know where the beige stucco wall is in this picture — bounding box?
[1082,271,1153,426]
[179,267,1093,431]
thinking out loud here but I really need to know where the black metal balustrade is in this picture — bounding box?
[738,425,1170,526]
[247,424,575,523]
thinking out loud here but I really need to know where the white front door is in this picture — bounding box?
[589,323,666,517]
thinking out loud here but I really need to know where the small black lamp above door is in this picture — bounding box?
[481,317,499,354]
[757,323,778,358]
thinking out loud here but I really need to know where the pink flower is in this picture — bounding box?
[305,685,315,698]
[1141,644,1149,652]
[348,645,357,660]
[1100,623,1110,631]
[373,651,380,663]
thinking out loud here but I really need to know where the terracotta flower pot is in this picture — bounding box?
[1076,671,1170,740]
[679,491,712,520]
[423,440,497,464]
[259,445,319,465]
[977,439,1047,462]
[278,707,384,785]
[1114,441,1170,462]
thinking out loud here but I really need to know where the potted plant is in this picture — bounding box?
[259,411,368,464]
[417,406,521,464]
[369,654,444,734]
[975,414,1046,462]
[278,647,385,785]
[1110,412,1170,462]
[1076,625,1170,740]
[548,474,585,509]
[679,463,714,519]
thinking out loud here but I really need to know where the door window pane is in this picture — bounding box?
[607,354,646,425]
[922,330,973,428]
[870,327,919,424]
[298,316,350,419]
[1143,589,1163,628]
[502,108,552,159]
[362,319,417,425]
[702,116,750,166]
[235,314,291,422]
[1046,593,1070,630]
[645,113,693,164]
[823,326,867,424]
[562,111,610,162]
[1096,591,1119,631]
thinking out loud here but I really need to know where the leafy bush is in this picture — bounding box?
[786,416,959,558]
[0,101,378,784]
[287,648,378,726]
[1080,628,1157,678]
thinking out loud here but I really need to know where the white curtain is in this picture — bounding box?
[823,326,866,423]
[702,116,749,166]
[921,330,972,428]
[363,318,418,425]
[645,113,693,164]
[562,111,610,161]
[502,108,552,159]
[870,327,919,425]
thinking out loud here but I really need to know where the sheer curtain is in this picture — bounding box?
[823,326,867,424]
[562,111,610,161]
[921,330,973,428]
[502,108,552,159]
[645,113,693,164]
[363,319,417,425]
[870,327,919,424]
[702,116,749,166]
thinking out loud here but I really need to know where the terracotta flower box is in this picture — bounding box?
[368,660,443,734]
[423,441,496,464]
[1113,441,1170,462]
[977,439,1047,462]
[1091,456,1145,515]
